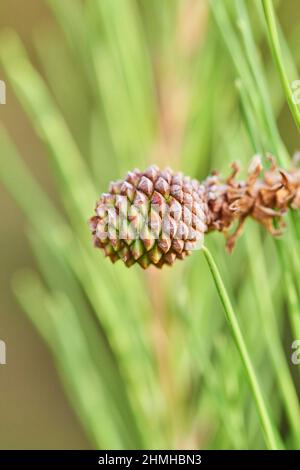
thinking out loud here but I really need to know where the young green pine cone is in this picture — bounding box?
[89,165,208,269]
[89,156,300,268]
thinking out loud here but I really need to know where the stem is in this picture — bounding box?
[262,0,300,134]
[202,245,279,450]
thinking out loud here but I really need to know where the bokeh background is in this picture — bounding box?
[0,0,299,450]
[0,0,90,448]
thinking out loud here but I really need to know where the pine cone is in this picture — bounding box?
[89,165,208,269]
[204,155,300,251]
[89,157,300,268]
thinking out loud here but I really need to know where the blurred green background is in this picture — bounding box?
[0,0,299,450]
[0,0,90,448]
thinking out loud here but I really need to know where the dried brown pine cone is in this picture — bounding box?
[205,155,300,251]
[89,156,300,268]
